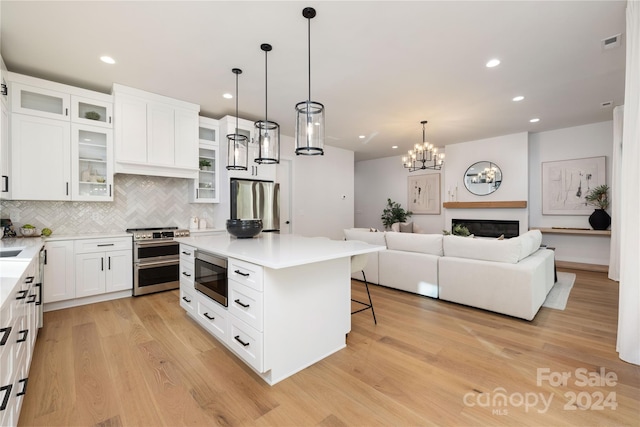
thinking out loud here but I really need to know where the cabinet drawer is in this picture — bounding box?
[197,295,228,341]
[74,237,131,254]
[179,283,196,314]
[180,260,194,284]
[228,258,263,291]
[180,244,195,263]
[228,280,263,331]
[228,317,263,373]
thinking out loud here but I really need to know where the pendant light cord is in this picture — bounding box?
[235,71,239,137]
[307,15,311,102]
[265,48,268,124]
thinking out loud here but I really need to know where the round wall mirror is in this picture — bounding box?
[464,161,502,196]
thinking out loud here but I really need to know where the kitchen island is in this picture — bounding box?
[174,232,384,385]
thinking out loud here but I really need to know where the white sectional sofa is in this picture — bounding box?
[343,228,555,320]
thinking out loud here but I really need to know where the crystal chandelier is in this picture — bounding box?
[402,120,444,172]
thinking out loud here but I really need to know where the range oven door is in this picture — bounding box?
[133,258,180,296]
[194,251,228,307]
[134,240,179,263]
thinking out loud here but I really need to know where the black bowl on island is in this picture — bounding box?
[226,219,263,238]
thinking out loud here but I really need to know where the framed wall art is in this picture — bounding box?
[541,156,606,215]
[408,173,441,215]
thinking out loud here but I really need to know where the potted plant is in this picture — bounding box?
[442,224,471,237]
[199,159,212,170]
[380,198,412,229]
[585,184,611,230]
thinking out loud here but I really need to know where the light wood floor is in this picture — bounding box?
[18,269,640,426]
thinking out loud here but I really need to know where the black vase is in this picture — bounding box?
[589,209,611,230]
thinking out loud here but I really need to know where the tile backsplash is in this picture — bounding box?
[0,174,220,235]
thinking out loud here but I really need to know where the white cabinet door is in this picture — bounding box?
[105,249,132,293]
[10,82,70,121]
[43,240,75,303]
[0,100,9,200]
[75,252,106,298]
[174,108,198,169]
[147,102,175,166]
[11,114,71,200]
[71,95,113,128]
[114,93,147,164]
[71,124,113,201]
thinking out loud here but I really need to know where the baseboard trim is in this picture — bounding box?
[556,261,608,273]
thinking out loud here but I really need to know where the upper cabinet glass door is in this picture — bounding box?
[72,96,113,128]
[11,83,70,120]
[71,124,113,201]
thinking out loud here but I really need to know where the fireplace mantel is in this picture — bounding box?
[443,201,527,209]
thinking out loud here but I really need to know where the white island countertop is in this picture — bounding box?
[175,233,384,269]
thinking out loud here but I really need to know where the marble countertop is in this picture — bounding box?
[175,232,385,269]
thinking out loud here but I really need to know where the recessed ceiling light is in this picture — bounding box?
[530,118,540,123]
[486,58,500,68]
[359,135,365,139]
[512,95,525,102]
[392,145,398,149]
[100,56,116,64]
[223,93,233,99]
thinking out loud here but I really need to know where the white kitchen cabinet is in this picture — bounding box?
[113,84,200,179]
[0,55,8,107]
[71,124,113,201]
[11,114,71,201]
[74,238,132,298]
[0,99,9,200]
[219,115,276,181]
[179,244,196,315]
[1,257,38,427]
[7,73,114,202]
[43,240,75,303]
[189,117,220,203]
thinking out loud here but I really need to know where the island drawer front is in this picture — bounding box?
[228,280,263,332]
[74,237,132,254]
[228,258,263,292]
[180,244,195,264]
[179,284,196,315]
[180,260,194,284]
[228,317,263,373]
[197,296,229,341]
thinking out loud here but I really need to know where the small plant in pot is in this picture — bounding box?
[199,159,212,170]
[380,198,412,229]
[585,184,611,230]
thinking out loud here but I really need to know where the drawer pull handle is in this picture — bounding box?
[1,384,12,411]
[16,290,28,300]
[234,270,250,277]
[234,335,250,347]
[182,296,191,303]
[27,294,37,304]
[203,312,215,320]
[17,329,28,343]
[25,276,35,284]
[97,243,115,247]
[234,299,250,308]
[17,378,28,397]
[182,251,191,256]
[0,327,11,346]
[182,272,191,277]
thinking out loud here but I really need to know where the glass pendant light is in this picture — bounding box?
[226,68,249,171]
[295,7,324,156]
[255,43,280,164]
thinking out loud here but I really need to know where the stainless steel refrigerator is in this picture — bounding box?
[230,179,280,232]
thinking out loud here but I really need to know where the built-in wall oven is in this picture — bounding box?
[194,250,228,306]
[127,227,190,296]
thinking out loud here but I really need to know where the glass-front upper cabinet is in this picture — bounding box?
[71,95,113,128]
[71,124,113,201]
[11,82,71,120]
[190,117,219,203]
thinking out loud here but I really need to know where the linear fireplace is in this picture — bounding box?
[452,219,519,238]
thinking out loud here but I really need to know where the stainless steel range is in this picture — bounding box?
[127,227,190,296]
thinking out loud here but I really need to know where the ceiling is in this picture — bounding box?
[0,1,627,162]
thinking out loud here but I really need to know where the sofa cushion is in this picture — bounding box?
[385,232,443,256]
[399,222,413,233]
[517,230,542,261]
[443,234,521,264]
[344,229,387,246]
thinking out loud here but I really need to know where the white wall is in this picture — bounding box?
[529,121,613,265]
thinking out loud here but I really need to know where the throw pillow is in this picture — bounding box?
[496,234,504,240]
[369,228,379,232]
[399,222,413,233]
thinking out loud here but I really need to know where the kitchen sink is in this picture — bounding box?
[0,248,24,258]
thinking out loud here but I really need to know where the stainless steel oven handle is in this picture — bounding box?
[135,240,179,247]
[136,259,180,269]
